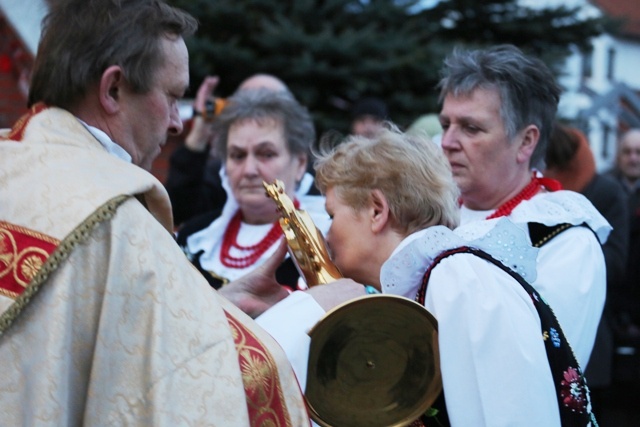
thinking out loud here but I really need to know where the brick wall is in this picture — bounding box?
[0,68,27,127]
[0,14,31,129]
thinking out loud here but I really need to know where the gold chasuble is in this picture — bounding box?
[0,106,309,426]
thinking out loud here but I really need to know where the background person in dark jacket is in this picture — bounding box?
[544,122,629,415]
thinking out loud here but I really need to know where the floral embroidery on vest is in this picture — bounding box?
[416,246,597,427]
[561,367,589,414]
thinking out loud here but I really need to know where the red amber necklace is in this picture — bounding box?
[220,199,300,268]
[486,174,561,220]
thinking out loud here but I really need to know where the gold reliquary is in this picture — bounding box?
[264,179,441,427]
[263,179,342,287]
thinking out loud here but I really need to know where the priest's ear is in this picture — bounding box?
[99,65,125,114]
[369,189,391,234]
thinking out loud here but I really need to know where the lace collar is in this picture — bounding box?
[459,191,611,245]
[380,218,538,299]
[507,191,610,244]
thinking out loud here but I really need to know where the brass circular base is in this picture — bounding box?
[305,294,441,427]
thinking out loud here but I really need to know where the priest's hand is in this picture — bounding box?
[219,239,291,318]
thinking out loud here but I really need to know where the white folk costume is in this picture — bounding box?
[456,177,611,368]
[258,220,593,426]
[0,105,309,426]
[179,171,329,290]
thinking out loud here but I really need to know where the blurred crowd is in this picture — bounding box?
[2,1,639,426]
[164,65,640,427]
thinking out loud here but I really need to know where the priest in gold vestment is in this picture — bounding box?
[0,1,309,425]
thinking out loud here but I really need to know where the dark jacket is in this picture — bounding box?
[606,169,640,323]
[165,146,227,227]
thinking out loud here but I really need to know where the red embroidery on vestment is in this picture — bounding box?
[224,310,294,427]
[0,221,59,299]
[2,103,48,142]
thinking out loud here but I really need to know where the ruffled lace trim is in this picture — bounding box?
[381,218,538,298]
[509,191,610,244]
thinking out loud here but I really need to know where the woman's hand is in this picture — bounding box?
[220,239,369,317]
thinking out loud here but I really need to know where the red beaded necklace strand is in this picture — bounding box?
[486,174,562,220]
[220,199,300,269]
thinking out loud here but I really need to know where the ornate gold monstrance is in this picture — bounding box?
[263,180,342,286]
[263,180,442,427]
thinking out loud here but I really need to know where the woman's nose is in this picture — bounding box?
[242,154,259,175]
[440,128,457,151]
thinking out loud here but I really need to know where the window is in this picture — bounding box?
[602,124,611,159]
[581,48,593,81]
[607,47,616,81]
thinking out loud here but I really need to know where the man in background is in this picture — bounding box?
[349,96,389,138]
[608,129,640,337]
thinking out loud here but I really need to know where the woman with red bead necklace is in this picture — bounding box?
[176,89,328,290]
[438,45,611,371]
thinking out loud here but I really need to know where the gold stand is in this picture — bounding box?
[264,180,342,286]
[264,180,442,426]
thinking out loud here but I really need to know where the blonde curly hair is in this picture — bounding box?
[314,124,459,235]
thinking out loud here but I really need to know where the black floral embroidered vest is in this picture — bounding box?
[412,246,597,427]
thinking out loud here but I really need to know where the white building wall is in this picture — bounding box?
[0,0,47,55]
[574,34,640,172]
[558,35,615,171]
[612,38,640,86]
[518,0,640,171]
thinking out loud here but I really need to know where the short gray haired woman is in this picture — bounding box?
[438,44,560,169]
